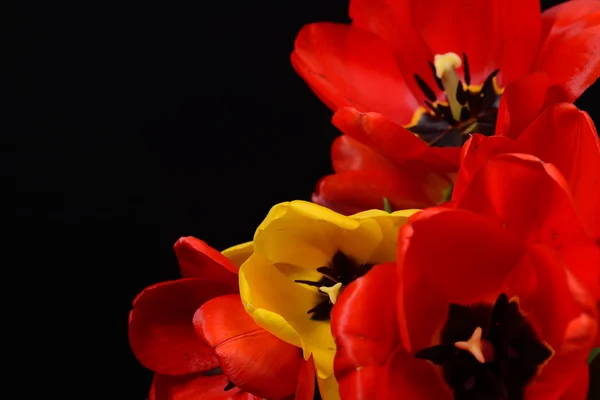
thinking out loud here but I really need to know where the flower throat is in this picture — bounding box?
[406,52,503,147]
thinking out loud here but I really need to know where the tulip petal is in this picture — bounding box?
[129,278,237,375]
[515,104,600,240]
[406,0,503,84]
[495,72,557,139]
[317,374,340,400]
[292,22,419,125]
[497,0,541,86]
[457,155,582,243]
[332,263,400,399]
[535,0,600,101]
[294,356,317,400]
[221,241,253,268]
[348,0,436,102]
[174,237,239,284]
[378,348,450,400]
[503,245,598,398]
[330,135,397,174]
[193,294,303,399]
[313,170,440,216]
[151,373,255,400]
[452,134,517,203]
[397,207,525,352]
[558,365,590,400]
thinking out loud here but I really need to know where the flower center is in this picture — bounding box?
[405,52,503,147]
[414,293,553,399]
[295,251,373,321]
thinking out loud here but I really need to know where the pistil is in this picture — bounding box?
[319,282,342,305]
[433,52,464,122]
[454,326,495,363]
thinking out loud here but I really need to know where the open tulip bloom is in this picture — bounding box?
[130,0,600,398]
[293,0,600,214]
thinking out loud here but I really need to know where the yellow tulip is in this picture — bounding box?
[239,200,419,396]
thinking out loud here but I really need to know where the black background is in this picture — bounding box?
[10,0,598,398]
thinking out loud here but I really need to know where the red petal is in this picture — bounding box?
[457,154,593,250]
[497,0,541,86]
[292,23,419,125]
[348,0,436,102]
[396,207,525,353]
[312,170,439,216]
[495,72,558,139]
[151,373,256,400]
[377,348,450,400]
[332,263,401,399]
[129,278,237,375]
[331,135,397,173]
[515,103,600,240]
[174,237,239,285]
[332,108,460,172]
[406,0,503,84]
[503,245,598,398]
[558,365,590,400]
[452,134,517,203]
[293,356,317,400]
[535,0,600,101]
[193,294,303,399]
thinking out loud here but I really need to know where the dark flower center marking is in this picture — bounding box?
[415,293,553,400]
[406,52,502,147]
[295,251,373,321]
[200,367,237,392]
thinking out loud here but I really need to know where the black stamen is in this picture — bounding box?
[307,300,332,321]
[415,344,457,365]
[295,279,324,287]
[224,381,236,391]
[456,83,467,105]
[479,69,500,111]
[316,266,337,279]
[202,367,224,376]
[459,107,471,123]
[415,74,437,102]
[428,61,445,91]
[462,52,471,86]
[424,100,436,112]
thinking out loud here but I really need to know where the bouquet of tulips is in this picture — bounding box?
[129,1,600,399]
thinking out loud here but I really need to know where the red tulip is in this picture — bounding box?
[129,237,315,400]
[332,155,599,399]
[293,0,600,214]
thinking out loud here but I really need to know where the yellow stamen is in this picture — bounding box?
[434,52,464,122]
[455,327,495,363]
[319,282,343,305]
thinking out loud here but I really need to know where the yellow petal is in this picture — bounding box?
[318,374,340,400]
[222,241,253,267]
[240,252,336,377]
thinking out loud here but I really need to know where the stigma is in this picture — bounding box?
[433,52,464,122]
[319,282,342,305]
[454,326,495,364]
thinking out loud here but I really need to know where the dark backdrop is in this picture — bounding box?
[11,0,598,398]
